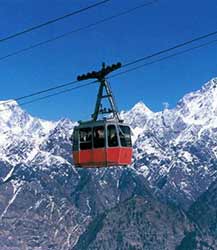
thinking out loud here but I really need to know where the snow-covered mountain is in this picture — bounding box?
[127,78,217,208]
[0,100,58,166]
[0,78,217,249]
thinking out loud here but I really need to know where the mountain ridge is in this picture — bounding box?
[0,77,217,249]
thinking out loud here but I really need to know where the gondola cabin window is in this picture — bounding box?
[107,125,118,147]
[79,128,92,150]
[119,125,132,147]
[93,126,105,148]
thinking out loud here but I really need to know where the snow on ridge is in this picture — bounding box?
[0,99,18,106]
[39,119,57,134]
[0,99,57,135]
[175,78,217,128]
[0,99,59,166]
[131,101,153,114]
[201,77,217,92]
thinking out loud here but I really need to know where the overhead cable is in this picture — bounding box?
[0,0,111,43]
[1,30,217,109]
[0,0,157,62]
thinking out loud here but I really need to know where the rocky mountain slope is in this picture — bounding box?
[188,178,217,240]
[0,78,217,249]
[74,195,194,250]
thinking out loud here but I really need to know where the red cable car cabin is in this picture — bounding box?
[72,62,133,168]
[72,120,132,167]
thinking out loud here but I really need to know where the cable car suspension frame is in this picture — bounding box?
[77,62,122,122]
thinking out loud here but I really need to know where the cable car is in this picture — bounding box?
[72,63,132,168]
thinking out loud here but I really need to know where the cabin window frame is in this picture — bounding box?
[107,124,119,148]
[93,125,105,149]
[118,125,132,147]
[79,127,93,150]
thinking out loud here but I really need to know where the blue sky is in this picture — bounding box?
[0,0,217,121]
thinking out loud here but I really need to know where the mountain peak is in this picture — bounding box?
[131,101,153,114]
[174,77,217,129]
